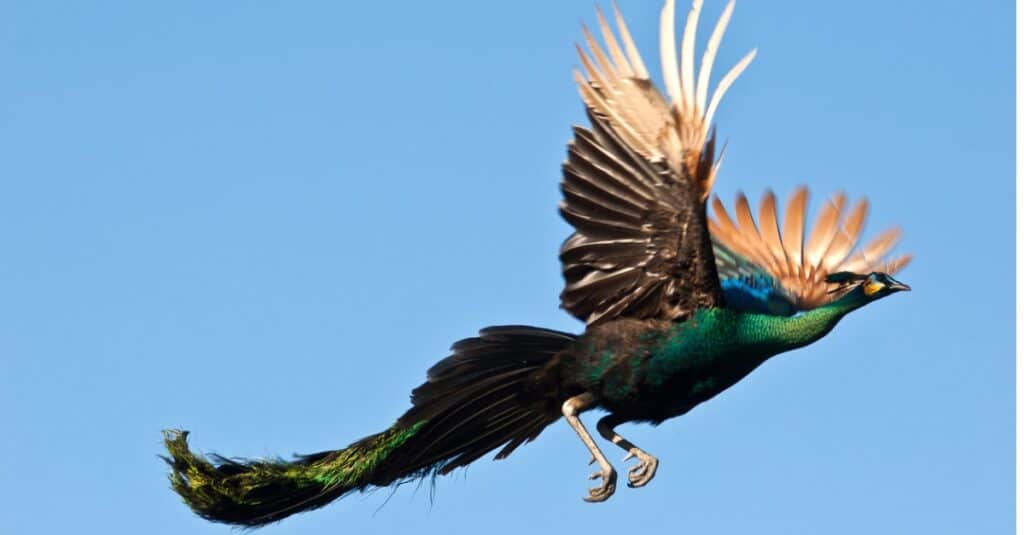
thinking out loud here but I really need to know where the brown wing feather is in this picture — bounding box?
[781,188,808,277]
[559,1,755,325]
[709,188,911,310]
[756,192,790,276]
[805,193,845,276]
[560,111,722,325]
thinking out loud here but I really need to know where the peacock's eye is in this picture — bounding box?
[863,276,886,296]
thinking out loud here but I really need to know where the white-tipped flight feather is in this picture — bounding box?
[577,0,755,199]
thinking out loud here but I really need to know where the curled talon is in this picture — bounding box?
[582,466,616,502]
[624,448,658,488]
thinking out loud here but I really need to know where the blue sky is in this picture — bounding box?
[0,1,1012,534]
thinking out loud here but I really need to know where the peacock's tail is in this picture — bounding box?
[162,325,576,527]
[162,425,424,526]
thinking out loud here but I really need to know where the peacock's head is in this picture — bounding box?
[825,271,911,302]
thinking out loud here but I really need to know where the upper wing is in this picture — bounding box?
[709,187,912,311]
[559,0,756,325]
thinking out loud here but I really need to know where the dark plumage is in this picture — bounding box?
[560,111,723,324]
[163,0,911,526]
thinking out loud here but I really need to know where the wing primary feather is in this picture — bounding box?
[596,7,632,76]
[878,254,913,274]
[733,193,770,267]
[821,198,868,271]
[660,0,683,110]
[573,72,649,154]
[582,25,617,83]
[861,227,902,260]
[756,191,789,276]
[844,227,902,273]
[704,48,756,135]
[805,192,845,273]
[712,195,765,268]
[680,0,703,108]
[575,45,608,89]
[711,196,742,241]
[781,188,808,276]
[695,0,735,116]
[613,2,649,79]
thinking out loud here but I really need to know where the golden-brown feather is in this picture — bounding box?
[709,189,911,310]
[757,191,789,275]
[804,193,845,275]
[781,188,807,277]
[820,199,867,271]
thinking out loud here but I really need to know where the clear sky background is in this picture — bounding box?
[0,1,1013,534]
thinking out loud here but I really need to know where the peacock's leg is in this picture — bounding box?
[597,414,659,488]
[561,393,617,502]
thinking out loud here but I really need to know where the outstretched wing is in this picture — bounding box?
[709,188,912,312]
[559,0,756,325]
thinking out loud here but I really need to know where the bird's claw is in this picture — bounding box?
[624,448,658,488]
[582,466,617,502]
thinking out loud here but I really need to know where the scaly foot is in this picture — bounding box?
[584,464,617,502]
[623,447,658,488]
[562,395,618,503]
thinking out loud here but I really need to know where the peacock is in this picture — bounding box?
[163,0,911,526]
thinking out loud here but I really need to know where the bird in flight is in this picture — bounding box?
[164,0,910,526]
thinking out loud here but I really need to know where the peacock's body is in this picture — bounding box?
[164,0,911,526]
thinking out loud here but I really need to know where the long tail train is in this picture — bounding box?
[162,326,576,527]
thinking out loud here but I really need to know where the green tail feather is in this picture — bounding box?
[162,325,575,527]
[162,423,425,527]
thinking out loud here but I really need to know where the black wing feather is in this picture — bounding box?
[559,110,723,325]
